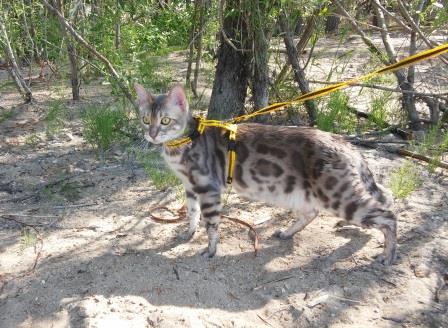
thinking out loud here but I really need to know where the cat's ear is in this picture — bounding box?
[167,85,188,111]
[134,83,153,107]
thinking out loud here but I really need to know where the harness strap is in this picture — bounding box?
[165,116,238,185]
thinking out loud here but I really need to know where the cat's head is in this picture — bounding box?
[134,83,189,144]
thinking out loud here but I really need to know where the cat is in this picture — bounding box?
[134,83,397,265]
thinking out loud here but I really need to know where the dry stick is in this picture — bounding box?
[372,0,413,33]
[0,13,33,102]
[147,206,261,254]
[356,141,448,169]
[222,215,261,255]
[309,80,448,101]
[252,275,296,291]
[334,0,387,65]
[41,0,138,110]
[256,313,276,328]
[273,12,316,88]
[394,148,448,170]
[217,0,251,53]
[396,0,448,65]
[279,11,317,124]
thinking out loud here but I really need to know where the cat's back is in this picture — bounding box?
[235,123,359,164]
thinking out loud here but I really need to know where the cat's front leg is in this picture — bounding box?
[195,186,222,258]
[180,189,201,241]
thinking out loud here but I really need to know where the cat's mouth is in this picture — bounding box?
[144,134,163,144]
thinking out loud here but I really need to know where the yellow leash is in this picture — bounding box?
[165,42,448,184]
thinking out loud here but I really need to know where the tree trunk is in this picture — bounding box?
[279,12,317,125]
[252,26,270,112]
[192,0,205,97]
[55,0,80,101]
[0,14,33,103]
[185,0,199,87]
[208,0,251,120]
[371,0,419,128]
[114,0,120,49]
[325,16,339,34]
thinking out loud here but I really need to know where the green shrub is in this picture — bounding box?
[317,91,357,133]
[82,105,131,154]
[45,100,67,136]
[369,92,391,129]
[24,134,41,148]
[389,161,422,199]
[0,108,14,123]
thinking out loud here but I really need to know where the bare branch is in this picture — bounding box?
[309,80,448,101]
[371,0,413,33]
[334,0,387,64]
[41,0,138,110]
[396,0,448,65]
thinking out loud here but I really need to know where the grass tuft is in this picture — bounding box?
[389,161,422,199]
[133,148,180,191]
[82,105,132,154]
[45,100,68,136]
[316,91,357,133]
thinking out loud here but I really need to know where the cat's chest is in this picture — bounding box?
[162,149,184,169]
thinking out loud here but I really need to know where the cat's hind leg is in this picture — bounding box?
[274,208,318,240]
[344,202,397,265]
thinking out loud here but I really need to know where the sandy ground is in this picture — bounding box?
[1,35,448,328]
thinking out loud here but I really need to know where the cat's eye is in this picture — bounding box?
[161,117,171,125]
[142,116,151,124]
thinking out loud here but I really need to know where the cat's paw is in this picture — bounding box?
[178,230,195,242]
[198,247,216,258]
[374,253,396,266]
[273,230,292,240]
[334,220,348,229]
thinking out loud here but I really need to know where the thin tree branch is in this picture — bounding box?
[309,79,448,101]
[41,0,138,110]
[334,0,387,65]
[396,0,448,65]
[371,0,413,33]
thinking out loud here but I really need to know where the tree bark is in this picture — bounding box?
[114,0,120,49]
[42,0,138,110]
[208,0,251,120]
[192,0,205,97]
[279,12,317,125]
[0,13,33,103]
[371,0,419,128]
[185,0,200,88]
[55,0,80,101]
[252,23,270,112]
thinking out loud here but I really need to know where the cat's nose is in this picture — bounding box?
[149,127,158,139]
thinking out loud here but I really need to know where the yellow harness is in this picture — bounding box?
[165,43,448,184]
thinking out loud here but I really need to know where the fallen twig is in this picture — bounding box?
[253,275,296,291]
[256,313,276,327]
[393,147,448,170]
[347,137,448,170]
[222,215,261,256]
[310,79,448,101]
[53,203,98,209]
[148,205,187,223]
[148,206,261,254]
